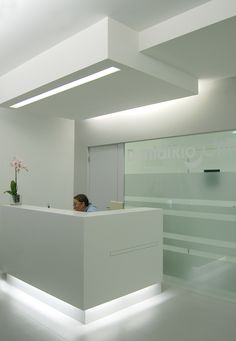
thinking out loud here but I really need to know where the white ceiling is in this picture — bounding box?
[0,0,210,76]
[9,62,191,120]
[143,16,236,80]
[0,0,235,120]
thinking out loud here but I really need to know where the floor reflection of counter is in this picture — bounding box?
[0,205,163,323]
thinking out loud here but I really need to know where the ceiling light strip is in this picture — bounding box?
[10,67,120,108]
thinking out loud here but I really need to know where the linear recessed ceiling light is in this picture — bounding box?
[10,66,120,108]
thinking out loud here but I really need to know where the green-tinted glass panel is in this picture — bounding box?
[125,130,236,299]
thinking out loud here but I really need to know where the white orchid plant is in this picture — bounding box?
[4,157,28,197]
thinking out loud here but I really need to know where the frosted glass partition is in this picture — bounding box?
[125,131,236,299]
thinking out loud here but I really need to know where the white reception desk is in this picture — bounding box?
[0,205,163,323]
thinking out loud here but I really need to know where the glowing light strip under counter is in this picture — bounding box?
[1,274,161,324]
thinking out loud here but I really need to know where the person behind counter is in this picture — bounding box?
[73,194,97,212]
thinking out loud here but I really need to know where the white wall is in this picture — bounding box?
[0,109,74,209]
[74,76,236,194]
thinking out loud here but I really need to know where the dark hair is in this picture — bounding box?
[74,194,89,207]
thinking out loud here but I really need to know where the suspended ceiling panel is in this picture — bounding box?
[142,16,236,80]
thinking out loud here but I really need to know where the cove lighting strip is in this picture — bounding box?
[10,67,120,108]
[3,274,161,324]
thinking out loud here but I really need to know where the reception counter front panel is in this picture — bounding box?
[0,205,163,321]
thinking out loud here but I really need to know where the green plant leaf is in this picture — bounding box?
[4,190,13,195]
[10,180,17,195]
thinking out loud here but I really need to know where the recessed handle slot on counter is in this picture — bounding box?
[204,169,220,172]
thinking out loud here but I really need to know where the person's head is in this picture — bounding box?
[73,194,89,212]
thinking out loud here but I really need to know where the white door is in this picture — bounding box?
[88,144,124,210]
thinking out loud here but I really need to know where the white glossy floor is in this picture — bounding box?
[0,280,236,341]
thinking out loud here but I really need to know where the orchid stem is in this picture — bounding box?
[15,168,17,193]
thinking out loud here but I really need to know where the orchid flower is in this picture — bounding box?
[4,157,29,197]
[11,158,28,172]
